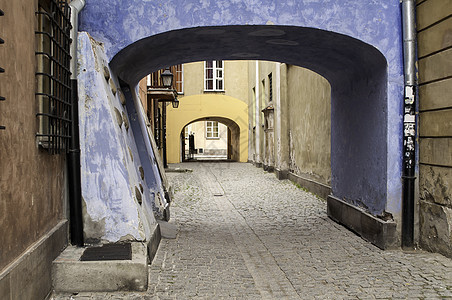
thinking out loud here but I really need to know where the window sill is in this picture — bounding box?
[203,90,225,94]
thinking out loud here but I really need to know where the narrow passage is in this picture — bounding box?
[53,162,452,299]
[149,162,451,299]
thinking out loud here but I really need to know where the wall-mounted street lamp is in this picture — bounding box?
[147,67,179,169]
[161,68,174,88]
[148,67,179,109]
[172,98,179,108]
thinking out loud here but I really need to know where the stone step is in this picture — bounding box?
[52,242,149,293]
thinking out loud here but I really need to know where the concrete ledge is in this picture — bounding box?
[254,162,263,168]
[263,164,274,173]
[163,205,171,221]
[327,195,399,250]
[288,172,331,200]
[275,169,289,180]
[148,224,161,263]
[52,242,148,292]
[0,220,68,300]
[165,167,193,173]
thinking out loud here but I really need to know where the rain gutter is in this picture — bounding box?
[67,0,86,247]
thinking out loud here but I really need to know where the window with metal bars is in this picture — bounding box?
[35,0,72,154]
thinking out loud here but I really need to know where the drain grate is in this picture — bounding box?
[80,243,132,261]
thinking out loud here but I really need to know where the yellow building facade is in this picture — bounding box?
[166,61,249,163]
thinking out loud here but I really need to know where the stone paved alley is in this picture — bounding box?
[52,162,452,299]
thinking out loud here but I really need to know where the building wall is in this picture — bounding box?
[166,61,249,163]
[0,0,66,272]
[139,77,147,112]
[0,0,68,298]
[287,65,331,185]
[248,61,331,187]
[182,61,249,102]
[167,94,248,163]
[417,0,452,258]
[185,121,228,156]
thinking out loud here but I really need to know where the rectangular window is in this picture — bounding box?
[184,124,192,139]
[35,0,72,154]
[175,64,184,94]
[206,121,219,139]
[204,60,224,91]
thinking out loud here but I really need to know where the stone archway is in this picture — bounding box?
[109,25,391,216]
[77,1,405,245]
[166,94,248,163]
[180,117,242,162]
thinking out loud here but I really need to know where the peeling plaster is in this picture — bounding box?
[77,32,157,243]
[79,0,404,218]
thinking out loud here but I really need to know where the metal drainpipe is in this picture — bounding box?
[162,102,168,168]
[401,0,417,249]
[67,0,86,247]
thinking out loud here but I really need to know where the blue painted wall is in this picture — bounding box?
[79,0,404,217]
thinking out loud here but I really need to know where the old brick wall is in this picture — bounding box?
[417,0,452,258]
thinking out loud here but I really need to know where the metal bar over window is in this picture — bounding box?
[35,0,72,154]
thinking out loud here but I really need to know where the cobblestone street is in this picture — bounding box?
[53,162,452,299]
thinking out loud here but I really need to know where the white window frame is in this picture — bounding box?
[184,124,192,139]
[176,64,184,94]
[204,60,224,92]
[206,121,219,139]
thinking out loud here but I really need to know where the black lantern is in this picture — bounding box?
[172,98,179,108]
[161,68,173,88]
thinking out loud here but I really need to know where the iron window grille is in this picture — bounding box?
[35,0,72,154]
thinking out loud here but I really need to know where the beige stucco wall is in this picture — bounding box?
[186,121,228,154]
[183,61,249,102]
[166,61,249,162]
[287,65,331,185]
[0,0,66,273]
[248,61,331,185]
[167,94,248,162]
[417,0,452,258]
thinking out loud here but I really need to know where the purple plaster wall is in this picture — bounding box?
[79,0,404,217]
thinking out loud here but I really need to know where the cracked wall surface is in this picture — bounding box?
[78,0,404,237]
[77,32,166,243]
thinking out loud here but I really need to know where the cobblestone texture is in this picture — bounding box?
[52,162,452,299]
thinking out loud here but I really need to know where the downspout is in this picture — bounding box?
[162,102,168,168]
[401,0,417,249]
[275,62,281,171]
[67,0,85,247]
[255,61,260,165]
